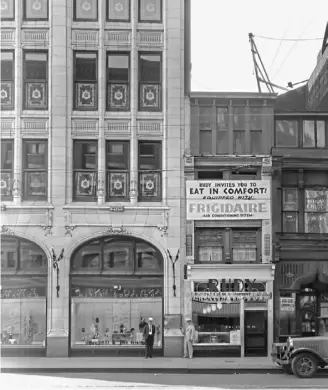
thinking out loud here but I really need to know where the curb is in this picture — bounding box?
[1,367,282,374]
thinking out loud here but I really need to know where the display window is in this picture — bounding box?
[70,236,164,351]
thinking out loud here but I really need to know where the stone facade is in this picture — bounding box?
[0,0,190,357]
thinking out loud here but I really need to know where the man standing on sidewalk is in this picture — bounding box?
[181,318,195,359]
[143,317,155,358]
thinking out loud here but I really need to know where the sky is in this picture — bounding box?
[191,0,328,93]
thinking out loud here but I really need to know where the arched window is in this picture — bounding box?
[71,236,163,275]
[1,236,47,272]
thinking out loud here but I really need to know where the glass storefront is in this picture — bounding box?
[1,236,47,353]
[70,236,164,354]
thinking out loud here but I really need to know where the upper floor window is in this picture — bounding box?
[250,130,262,154]
[216,107,228,129]
[107,0,130,21]
[303,120,326,148]
[138,53,162,111]
[233,107,245,129]
[233,130,245,154]
[250,107,262,130]
[23,140,47,200]
[139,0,162,22]
[23,51,48,110]
[74,0,98,21]
[232,230,257,263]
[199,106,212,155]
[74,52,98,110]
[138,141,161,201]
[0,0,14,20]
[199,106,212,130]
[73,140,97,201]
[196,229,223,263]
[282,170,328,233]
[1,140,14,200]
[1,236,47,271]
[275,120,298,147]
[106,141,129,201]
[107,53,130,111]
[1,50,14,110]
[24,0,48,20]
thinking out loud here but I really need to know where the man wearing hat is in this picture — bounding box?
[180,318,195,359]
[143,317,155,358]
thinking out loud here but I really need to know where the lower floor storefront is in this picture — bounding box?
[184,263,275,357]
[1,232,183,357]
[274,260,328,342]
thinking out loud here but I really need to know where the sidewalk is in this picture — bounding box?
[1,356,281,374]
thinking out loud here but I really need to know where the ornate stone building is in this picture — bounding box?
[0,0,190,357]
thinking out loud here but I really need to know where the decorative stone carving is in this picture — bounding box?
[157,210,168,237]
[41,210,53,236]
[137,31,163,48]
[21,118,49,137]
[140,84,161,110]
[96,173,105,198]
[1,81,14,110]
[105,31,131,47]
[0,118,14,138]
[0,225,14,235]
[108,84,129,110]
[12,178,20,197]
[129,178,138,198]
[137,121,162,136]
[72,30,99,48]
[25,82,47,109]
[104,226,129,235]
[76,83,97,109]
[22,30,49,47]
[65,226,76,237]
[72,119,99,138]
[105,121,130,137]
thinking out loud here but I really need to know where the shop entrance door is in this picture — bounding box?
[244,311,267,357]
[298,293,319,337]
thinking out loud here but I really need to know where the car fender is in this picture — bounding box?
[291,348,326,366]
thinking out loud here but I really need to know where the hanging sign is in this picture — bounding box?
[186,180,270,220]
[280,297,295,312]
[192,291,272,303]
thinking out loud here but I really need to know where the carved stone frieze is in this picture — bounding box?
[0,225,14,235]
[0,118,15,138]
[72,119,99,138]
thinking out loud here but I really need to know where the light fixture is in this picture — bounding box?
[202,308,207,314]
[206,306,211,313]
[217,302,223,310]
[211,304,216,311]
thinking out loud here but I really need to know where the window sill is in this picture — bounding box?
[105,22,132,30]
[137,23,164,30]
[72,111,99,116]
[72,22,99,29]
[21,22,49,28]
[2,202,53,209]
[21,111,49,116]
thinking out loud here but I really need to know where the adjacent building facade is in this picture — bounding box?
[0,0,190,357]
[184,92,276,357]
[272,33,328,342]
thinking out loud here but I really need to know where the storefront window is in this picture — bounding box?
[279,292,297,339]
[70,237,164,351]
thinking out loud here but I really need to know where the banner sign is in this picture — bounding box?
[186,180,270,220]
[192,291,272,303]
[280,297,295,312]
[72,286,163,298]
[0,287,46,299]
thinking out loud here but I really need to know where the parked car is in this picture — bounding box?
[272,335,328,378]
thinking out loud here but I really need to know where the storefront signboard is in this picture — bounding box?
[280,297,295,312]
[192,291,272,302]
[230,330,241,345]
[72,286,163,298]
[0,287,46,299]
[186,180,270,220]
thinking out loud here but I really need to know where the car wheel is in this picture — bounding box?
[291,353,318,378]
[282,364,293,375]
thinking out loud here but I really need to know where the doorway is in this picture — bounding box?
[244,311,267,357]
[298,292,319,337]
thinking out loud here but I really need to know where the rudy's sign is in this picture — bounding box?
[186,180,271,220]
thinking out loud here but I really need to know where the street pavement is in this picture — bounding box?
[1,372,328,389]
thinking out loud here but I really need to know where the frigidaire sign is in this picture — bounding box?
[186,180,270,220]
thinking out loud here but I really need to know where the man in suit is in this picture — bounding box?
[181,318,196,359]
[143,317,155,358]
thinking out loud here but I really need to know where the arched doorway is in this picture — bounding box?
[69,236,164,356]
[1,235,48,356]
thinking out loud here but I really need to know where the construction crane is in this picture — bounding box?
[249,32,289,93]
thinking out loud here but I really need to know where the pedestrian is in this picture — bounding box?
[143,317,155,358]
[180,318,195,359]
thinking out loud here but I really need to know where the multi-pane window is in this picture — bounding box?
[74,0,98,21]
[23,0,48,20]
[23,52,48,110]
[73,141,97,201]
[233,107,245,154]
[216,107,228,154]
[303,120,326,147]
[250,107,262,130]
[107,53,130,111]
[250,107,262,154]
[23,140,47,200]
[138,141,161,201]
[1,140,14,200]
[233,107,245,129]
[196,229,223,263]
[139,0,162,22]
[250,130,262,154]
[0,0,14,20]
[282,170,328,233]
[199,106,212,155]
[106,141,129,201]
[275,120,298,147]
[1,51,14,110]
[233,131,245,154]
[107,0,130,21]
[74,52,98,110]
[138,53,162,111]
[232,230,257,262]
